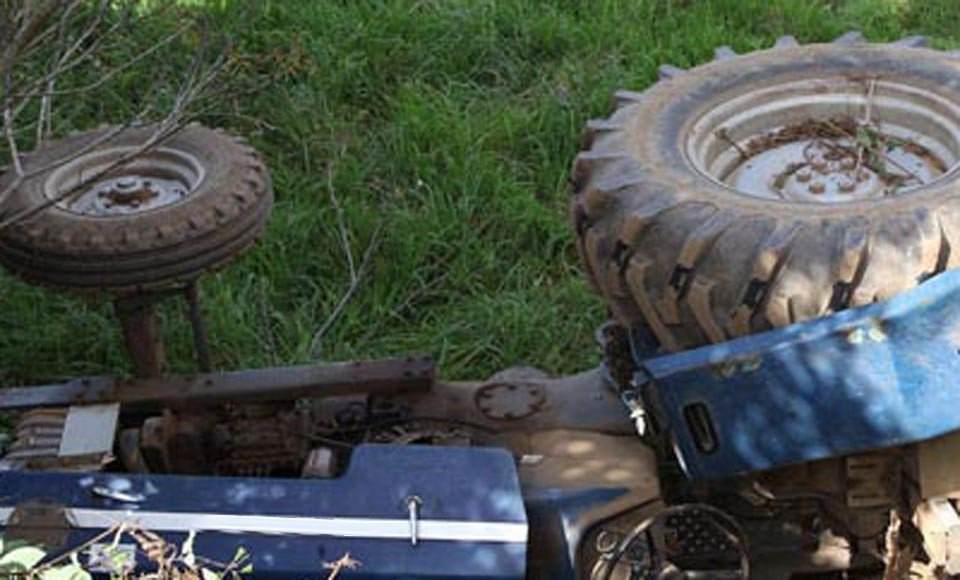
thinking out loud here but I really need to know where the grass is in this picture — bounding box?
[1,0,959,383]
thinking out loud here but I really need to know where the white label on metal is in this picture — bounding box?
[58,403,120,457]
[0,507,527,544]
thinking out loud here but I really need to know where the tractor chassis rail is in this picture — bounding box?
[0,356,435,412]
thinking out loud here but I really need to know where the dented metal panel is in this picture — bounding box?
[640,268,960,479]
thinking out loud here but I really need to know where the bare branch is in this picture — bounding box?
[0,0,61,80]
[14,23,188,99]
[0,119,180,231]
[324,553,362,580]
[309,221,384,356]
[327,164,355,281]
[4,72,23,179]
[0,0,234,233]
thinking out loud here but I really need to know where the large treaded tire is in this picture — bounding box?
[0,124,273,293]
[574,33,960,351]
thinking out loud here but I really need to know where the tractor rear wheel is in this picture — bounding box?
[574,33,960,351]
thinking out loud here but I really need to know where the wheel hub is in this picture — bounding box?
[728,136,943,202]
[45,146,205,217]
[686,78,960,203]
[87,175,188,213]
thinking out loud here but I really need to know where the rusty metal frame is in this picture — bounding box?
[0,356,435,411]
[112,283,214,378]
[113,293,166,379]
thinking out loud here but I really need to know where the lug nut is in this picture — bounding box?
[814,162,830,175]
[809,181,826,195]
[857,170,870,182]
[838,179,856,193]
[796,168,812,183]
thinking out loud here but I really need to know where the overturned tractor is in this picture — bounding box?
[2,33,960,580]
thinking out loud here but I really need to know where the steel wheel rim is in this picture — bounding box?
[684,77,960,203]
[45,146,206,217]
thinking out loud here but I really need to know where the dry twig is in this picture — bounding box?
[0,1,233,232]
[309,215,384,356]
[323,553,361,580]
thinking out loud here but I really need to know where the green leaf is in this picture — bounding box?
[200,567,221,580]
[231,546,248,564]
[1,539,31,554]
[239,564,254,574]
[108,548,132,572]
[40,564,92,580]
[0,545,47,571]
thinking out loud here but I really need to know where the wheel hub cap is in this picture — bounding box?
[686,78,960,203]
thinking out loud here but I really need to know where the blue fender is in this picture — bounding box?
[642,268,960,479]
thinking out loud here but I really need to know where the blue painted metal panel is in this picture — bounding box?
[522,488,631,580]
[640,268,960,479]
[0,445,527,579]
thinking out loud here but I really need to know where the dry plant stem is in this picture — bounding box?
[7,4,125,122]
[323,553,361,580]
[328,162,356,281]
[853,78,878,179]
[3,95,23,179]
[309,219,384,355]
[716,127,748,158]
[0,1,230,231]
[864,78,877,125]
[30,523,125,574]
[0,2,61,79]
[23,25,187,99]
[855,78,928,185]
[356,216,493,344]
[878,147,925,183]
[823,117,926,185]
[33,1,83,146]
[0,119,180,231]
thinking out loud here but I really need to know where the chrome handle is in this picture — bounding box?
[405,495,422,546]
[91,485,144,503]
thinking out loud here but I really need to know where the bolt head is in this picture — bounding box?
[809,181,826,194]
[796,169,812,183]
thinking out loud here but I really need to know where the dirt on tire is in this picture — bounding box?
[0,123,273,293]
[573,34,960,351]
